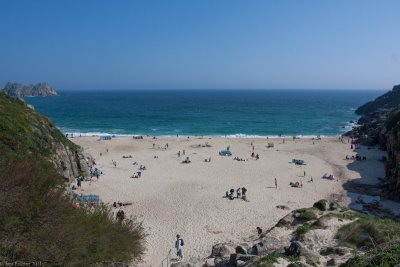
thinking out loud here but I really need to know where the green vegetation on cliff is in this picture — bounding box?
[356,84,400,116]
[0,93,145,265]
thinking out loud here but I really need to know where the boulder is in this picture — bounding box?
[229,254,256,267]
[247,241,270,255]
[235,245,247,255]
[205,258,215,267]
[211,244,235,258]
[284,241,302,257]
[170,262,194,267]
[326,258,335,266]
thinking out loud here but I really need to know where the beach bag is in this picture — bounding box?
[180,239,184,246]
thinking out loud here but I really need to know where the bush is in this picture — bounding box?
[313,199,328,211]
[295,208,318,221]
[0,151,146,266]
[337,213,400,249]
[295,224,311,241]
[340,244,400,267]
[248,253,300,267]
[276,218,290,228]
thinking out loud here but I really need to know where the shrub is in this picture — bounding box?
[337,213,400,249]
[295,208,318,221]
[313,199,328,211]
[0,147,146,266]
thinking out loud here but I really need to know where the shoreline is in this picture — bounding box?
[71,136,389,266]
[66,132,347,139]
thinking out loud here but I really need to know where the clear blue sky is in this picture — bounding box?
[0,0,399,90]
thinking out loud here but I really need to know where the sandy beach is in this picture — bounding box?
[72,136,386,266]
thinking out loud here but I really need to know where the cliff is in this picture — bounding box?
[0,92,145,265]
[2,82,58,98]
[0,92,88,179]
[347,84,400,201]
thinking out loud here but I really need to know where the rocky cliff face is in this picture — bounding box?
[381,107,400,200]
[2,82,58,98]
[348,84,400,200]
[0,92,89,180]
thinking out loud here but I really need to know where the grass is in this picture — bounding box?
[336,212,400,249]
[0,93,146,265]
[248,253,300,267]
[337,211,400,267]
[294,208,319,221]
[340,244,400,267]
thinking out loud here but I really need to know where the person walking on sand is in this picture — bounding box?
[175,234,184,260]
[275,178,278,189]
[241,187,247,201]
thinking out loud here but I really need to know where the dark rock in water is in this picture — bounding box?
[2,82,57,98]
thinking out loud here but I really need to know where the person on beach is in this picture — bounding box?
[304,171,306,177]
[236,187,241,198]
[175,235,184,260]
[183,150,186,155]
[116,209,125,223]
[178,151,181,157]
[77,177,81,188]
[257,227,262,236]
[275,178,277,189]
[242,187,247,201]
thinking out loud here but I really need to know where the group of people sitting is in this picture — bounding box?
[112,201,132,208]
[130,171,142,178]
[225,187,247,201]
[251,152,260,160]
[233,157,246,161]
[290,181,303,188]
[90,167,102,179]
[182,157,191,164]
[139,165,146,170]
[345,154,366,160]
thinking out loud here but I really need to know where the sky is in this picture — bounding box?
[0,0,399,90]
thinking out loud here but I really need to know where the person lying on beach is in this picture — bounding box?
[122,155,133,158]
[133,162,138,165]
[322,173,334,180]
[290,181,303,188]
[139,165,146,170]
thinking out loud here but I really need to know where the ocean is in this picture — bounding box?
[24,89,383,137]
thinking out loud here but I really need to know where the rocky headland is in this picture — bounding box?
[1,82,58,98]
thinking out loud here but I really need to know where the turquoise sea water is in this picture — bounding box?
[24,89,383,137]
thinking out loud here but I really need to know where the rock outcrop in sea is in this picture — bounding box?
[2,82,58,98]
